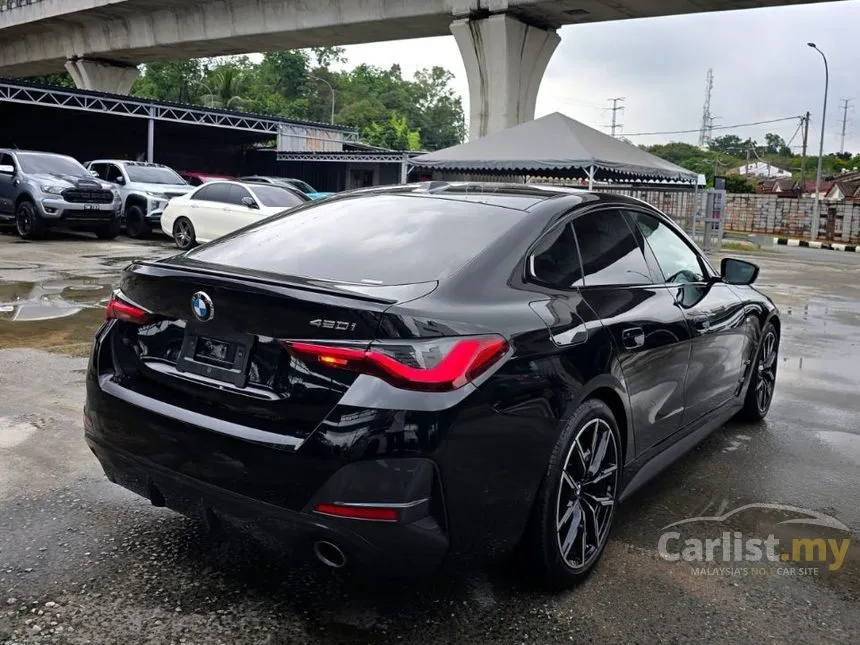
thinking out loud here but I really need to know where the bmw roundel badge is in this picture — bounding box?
[191,291,214,322]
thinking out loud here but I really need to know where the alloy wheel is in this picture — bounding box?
[16,205,33,237]
[174,219,193,249]
[755,330,778,412]
[555,418,619,572]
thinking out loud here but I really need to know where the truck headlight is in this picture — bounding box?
[145,192,168,201]
[41,185,65,195]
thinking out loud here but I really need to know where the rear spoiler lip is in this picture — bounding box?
[128,259,438,306]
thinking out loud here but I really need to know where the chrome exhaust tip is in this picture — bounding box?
[313,540,347,569]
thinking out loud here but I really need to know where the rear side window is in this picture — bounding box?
[529,223,583,288]
[227,184,252,206]
[193,183,233,204]
[573,210,652,286]
[188,194,527,285]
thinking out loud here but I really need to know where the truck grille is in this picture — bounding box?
[62,189,114,204]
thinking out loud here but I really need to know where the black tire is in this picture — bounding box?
[95,219,121,240]
[15,199,46,240]
[525,398,622,590]
[735,322,779,422]
[124,204,150,239]
[172,217,196,250]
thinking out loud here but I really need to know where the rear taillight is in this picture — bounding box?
[105,293,152,325]
[283,335,509,392]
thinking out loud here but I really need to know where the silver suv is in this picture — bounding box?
[85,160,193,238]
[0,149,122,240]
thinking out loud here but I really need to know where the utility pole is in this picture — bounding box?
[839,98,853,154]
[800,111,810,191]
[607,97,625,137]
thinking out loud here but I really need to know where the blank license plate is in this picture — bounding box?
[176,327,253,387]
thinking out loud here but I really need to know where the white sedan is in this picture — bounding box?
[160,180,308,249]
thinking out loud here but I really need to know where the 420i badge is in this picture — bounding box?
[309,318,356,331]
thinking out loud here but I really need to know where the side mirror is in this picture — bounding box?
[0,164,15,175]
[115,176,125,185]
[89,169,99,177]
[721,258,759,285]
[241,196,259,209]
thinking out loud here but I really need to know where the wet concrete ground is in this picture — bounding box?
[0,232,858,644]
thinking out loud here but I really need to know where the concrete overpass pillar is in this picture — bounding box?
[64,58,139,95]
[451,14,560,140]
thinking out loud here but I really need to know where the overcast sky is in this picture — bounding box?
[333,0,860,155]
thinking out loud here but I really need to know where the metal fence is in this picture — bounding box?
[0,0,44,11]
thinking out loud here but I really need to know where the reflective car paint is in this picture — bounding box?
[83,186,779,572]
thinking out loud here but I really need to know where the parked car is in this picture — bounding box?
[238,175,334,199]
[0,149,121,240]
[179,171,235,187]
[84,182,779,588]
[85,160,193,238]
[159,180,309,249]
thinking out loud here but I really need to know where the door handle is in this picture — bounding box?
[621,327,645,349]
[692,316,711,331]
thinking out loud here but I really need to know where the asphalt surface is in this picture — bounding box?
[0,232,858,645]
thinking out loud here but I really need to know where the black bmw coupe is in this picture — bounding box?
[84,182,779,588]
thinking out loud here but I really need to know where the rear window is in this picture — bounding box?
[187,194,527,285]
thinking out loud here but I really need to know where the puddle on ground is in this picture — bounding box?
[0,279,113,355]
[816,430,860,466]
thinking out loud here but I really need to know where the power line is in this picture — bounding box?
[624,116,801,137]
[785,119,803,149]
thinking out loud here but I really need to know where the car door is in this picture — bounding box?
[187,183,233,241]
[87,162,107,181]
[0,152,17,218]
[221,184,261,233]
[104,163,126,186]
[627,209,747,426]
[572,208,692,453]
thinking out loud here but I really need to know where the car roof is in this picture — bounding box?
[0,148,73,156]
[88,160,172,168]
[192,179,309,196]
[331,181,592,212]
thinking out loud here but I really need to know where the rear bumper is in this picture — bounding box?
[85,435,447,575]
[83,375,449,575]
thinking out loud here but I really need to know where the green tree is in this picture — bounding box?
[724,174,757,194]
[133,60,204,103]
[202,59,253,109]
[709,134,748,157]
[115,50,464,150]
[309,46,346,69]
[25,72,75,88]
[363,114,422,150]
[763,132,791,156]
[411,67,465,150]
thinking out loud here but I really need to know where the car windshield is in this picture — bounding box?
[17,153,87,176]
[250,185,307,208]
[125,165,185,185]
[187,194,526,285]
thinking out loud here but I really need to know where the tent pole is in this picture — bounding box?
[692,178,699,241]
[587,166,595,190]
